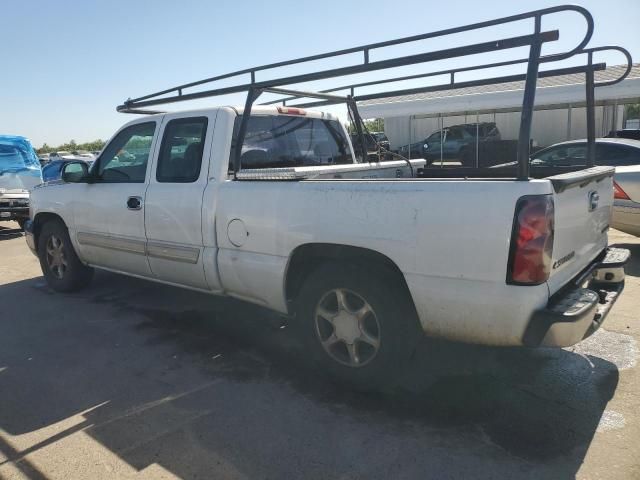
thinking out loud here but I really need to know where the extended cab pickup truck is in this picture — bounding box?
[25,105,629,385]
[24,6,633,386]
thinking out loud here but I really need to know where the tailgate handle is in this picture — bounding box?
[588,191,599,212]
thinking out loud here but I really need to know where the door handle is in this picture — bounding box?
[127,196,143,210]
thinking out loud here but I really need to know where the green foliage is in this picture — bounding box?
[347,118,384,134]
[626,103,640,119]
[37,139,106,154]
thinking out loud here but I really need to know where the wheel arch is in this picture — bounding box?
[32,212,67,248]
[284,243,414,312]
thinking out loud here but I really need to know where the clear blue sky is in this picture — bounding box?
[1,0,638,147]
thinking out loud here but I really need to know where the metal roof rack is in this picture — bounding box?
[117,5,632,180]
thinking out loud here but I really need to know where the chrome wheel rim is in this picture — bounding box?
[46,234,67,280]
[314,288,381,367]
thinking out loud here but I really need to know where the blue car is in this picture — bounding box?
[42,159,93,182]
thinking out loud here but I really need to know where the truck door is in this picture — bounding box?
[144,111,217,289]
[73,120,158,276]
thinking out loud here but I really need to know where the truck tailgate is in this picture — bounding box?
[546,167,615,295]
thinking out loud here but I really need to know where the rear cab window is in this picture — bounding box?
[157,117,208,183]
[229,114,352,171]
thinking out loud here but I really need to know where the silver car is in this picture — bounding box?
[531,138,640,236]
[612,165,640,236]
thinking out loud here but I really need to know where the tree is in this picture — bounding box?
[347,118,385,134]
[36,139,106,155]
[626,103,640,119]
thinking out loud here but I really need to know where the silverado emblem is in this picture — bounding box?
[553,251,575,270]
[588,191,599,212]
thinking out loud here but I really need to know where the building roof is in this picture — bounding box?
[358,64,640,118]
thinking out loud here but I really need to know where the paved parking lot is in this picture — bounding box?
[0,221,639,479]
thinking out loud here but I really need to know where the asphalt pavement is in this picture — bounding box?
[0,221,638,479]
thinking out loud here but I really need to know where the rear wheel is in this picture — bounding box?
[296,262,421,389]
[37,220,93,292]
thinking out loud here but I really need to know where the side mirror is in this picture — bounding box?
[61,161,89,183]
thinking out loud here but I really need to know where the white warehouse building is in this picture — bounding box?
[357,64,640,150]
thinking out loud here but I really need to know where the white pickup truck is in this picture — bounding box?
[24,6,633,386]
[25,105,629,385]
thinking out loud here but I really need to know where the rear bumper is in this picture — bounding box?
[523,247,630,347]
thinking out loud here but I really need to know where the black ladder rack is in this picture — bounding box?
[117,5,632,180]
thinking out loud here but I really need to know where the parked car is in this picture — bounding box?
[0,135,43,229]
[72,151,96,161]
[529,138,640,236]
[612,165,640,236]
[42,159,94,182]
[424,122,499,155]
[398,140,427,159]
[49,151,76,161]
[399,123,519,167]
[369,132,390,151]
[530,138,640,167]
[26,105,628,386]
[349,132,392,161]
[38,153,50,165]
[606,129,640,141]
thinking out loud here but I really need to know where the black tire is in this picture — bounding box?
[295,262,422,389]
[16,218,27,230]
[37,220,93,292]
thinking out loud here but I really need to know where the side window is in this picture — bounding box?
[157,117,208,183]
[596,144,639,166]
[230,115,352,171]
[426,131,443,143]
[447,128,463,141]
[97,122,156,183]
[534,144,586,166]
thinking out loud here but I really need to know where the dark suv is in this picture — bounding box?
[423,123,500,163]
[350,131,392,161]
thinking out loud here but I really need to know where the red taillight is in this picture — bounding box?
[507,195,555,285]
[613,180,630,200]
[277,106,306,116]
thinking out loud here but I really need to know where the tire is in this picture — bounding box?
[295,262,422,389]
[37,220,93,292]
[16,218,26,230]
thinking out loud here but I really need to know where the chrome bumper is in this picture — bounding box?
[523,247,630,347]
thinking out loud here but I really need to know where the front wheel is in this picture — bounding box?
[37,220,94,292]
[295,263,421,389]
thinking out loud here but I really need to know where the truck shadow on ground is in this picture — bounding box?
[0,270,623,479]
